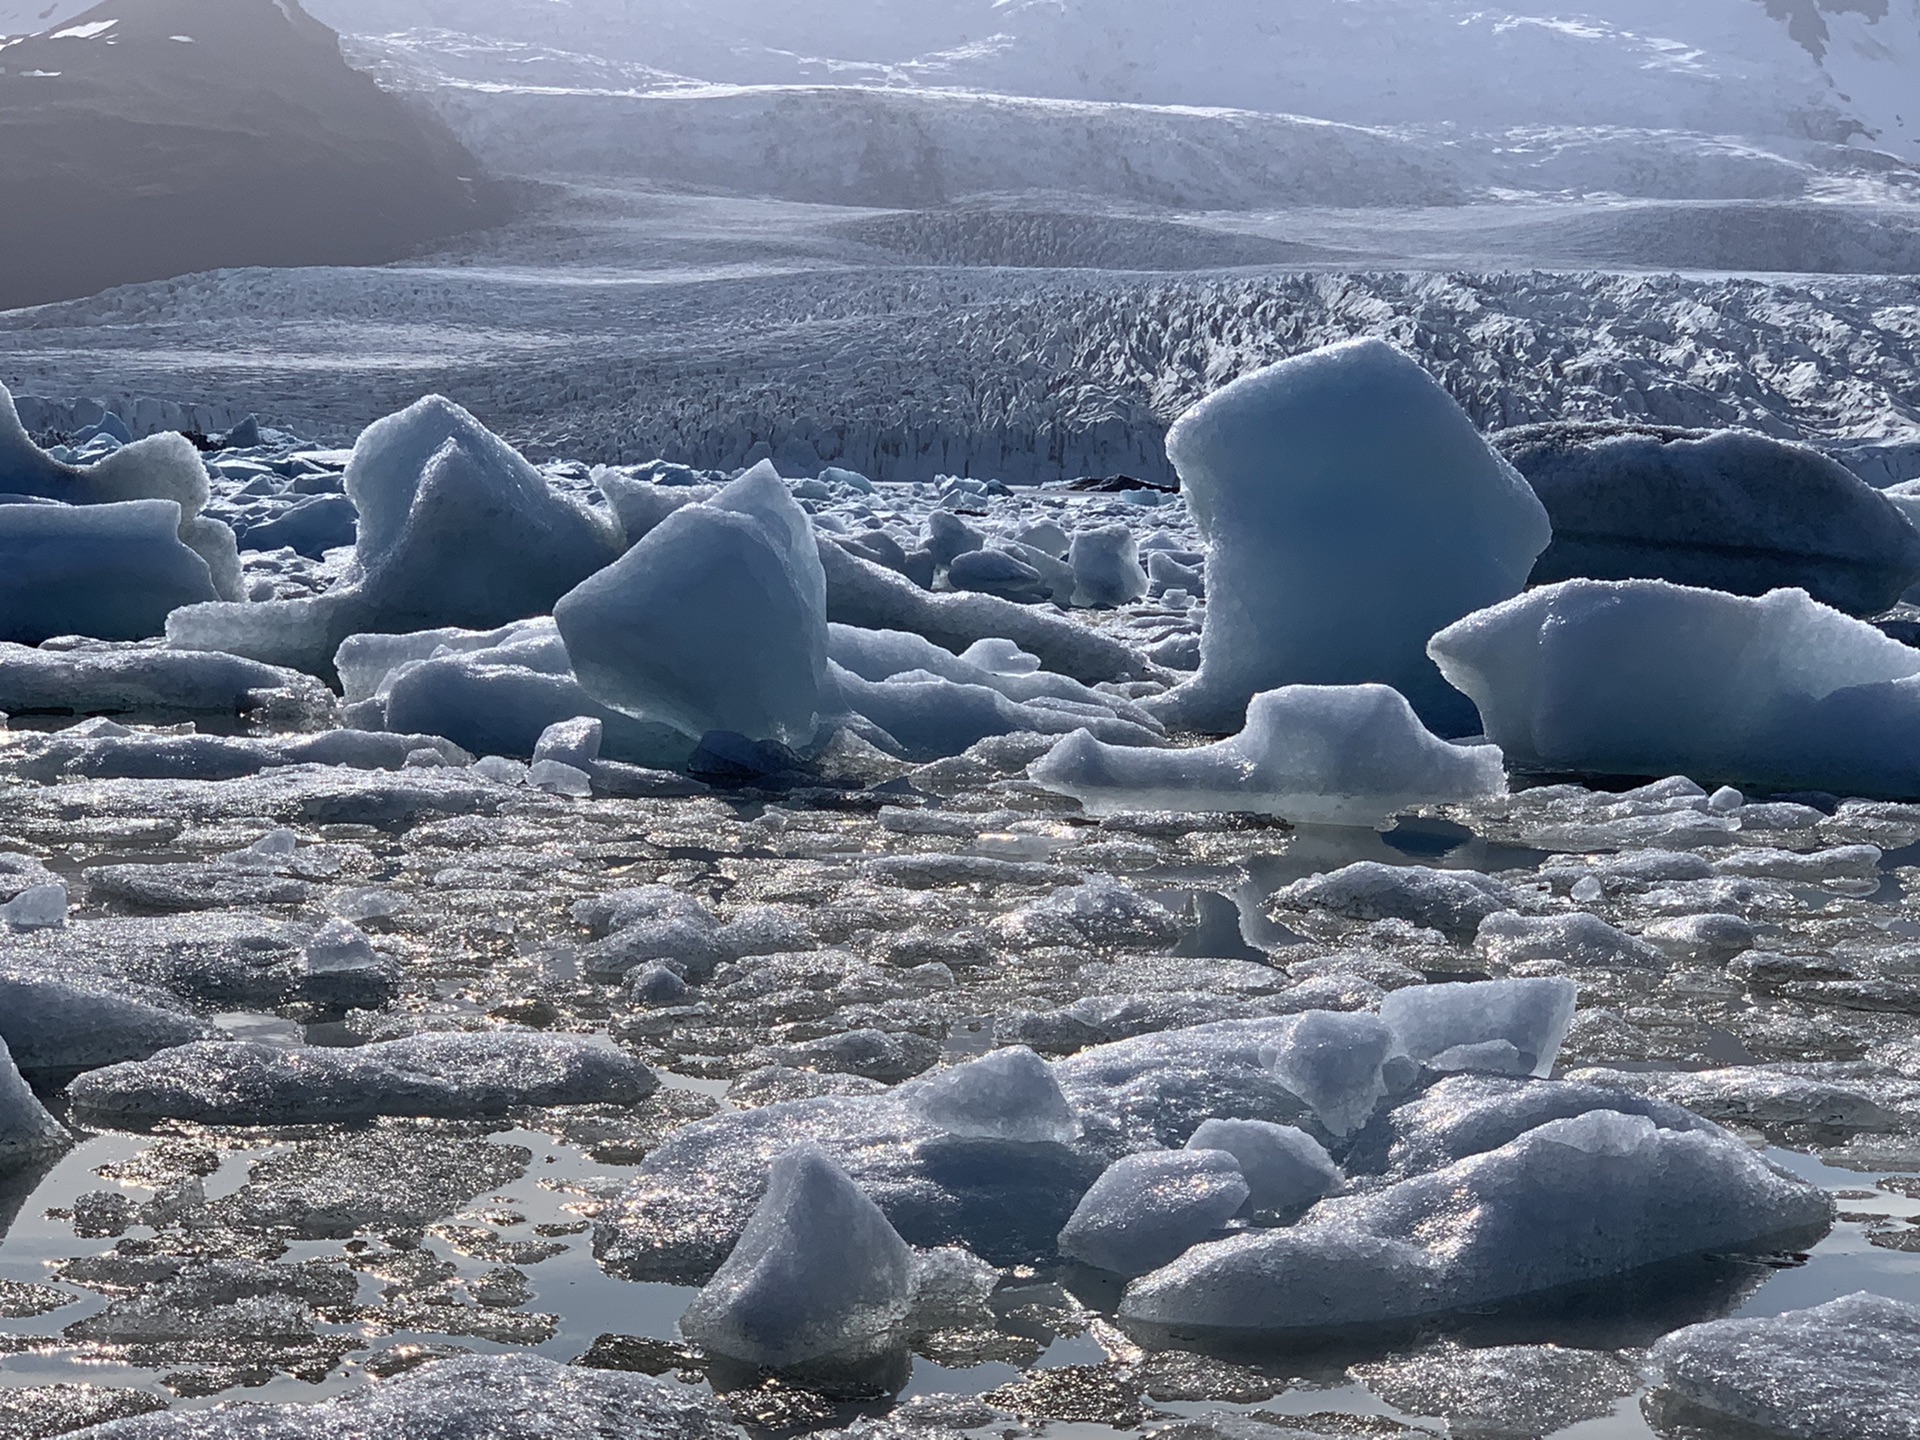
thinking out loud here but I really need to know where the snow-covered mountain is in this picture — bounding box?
[289,0,1920,161]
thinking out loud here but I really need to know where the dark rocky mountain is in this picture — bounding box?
[0,0,508,310]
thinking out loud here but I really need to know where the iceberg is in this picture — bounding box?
[1029,684,1505,825]
[0,500,221,644]
[556,462,831,749]
[1429,578,1920,797]
[678,1145,916,1369]
[1149,339,1550,736]
[1501,421,1920,616]
[169,397,621,677]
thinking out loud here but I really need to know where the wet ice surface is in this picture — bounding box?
[0,754,1918,1440]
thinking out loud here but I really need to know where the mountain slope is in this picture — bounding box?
[0,0,507,310]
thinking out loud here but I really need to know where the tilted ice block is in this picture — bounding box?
[170,397,621,676]
[678,1145,916,1369]
[1121,1110,1832,1335]
[1185,1118,1342,1215]
[66,1032,657,1125]
[1649,1292,1920,1440]
[1264,1009,1396,1136]
[911,1047,1079,1144]
[1030,684,1505,826]
[1057,1149,1249,1275]
[1500,421,1920,616]
[1429,578,1920,797]
[1379,978,1578,1078]
[1149,339,1550,737]
[0,500,219,643]
[0,1035,68,1169]
[558,463,831,748]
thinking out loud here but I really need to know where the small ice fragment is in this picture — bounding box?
[472,754,531,786]
[1379,978,1578,1079]
[1267,1010,1396,1136]
[0,880,66,930]
[530,759,592,796]
[1708,785,1744,813]
[333,887,409,921]
[305,919,377,975]
[534,716,604,769]
[1570,875,1604,903]
[910,1046,1078,1144]
[1184,1118,1342,1215]
[628,963,690,1007]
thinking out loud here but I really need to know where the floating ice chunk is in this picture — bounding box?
[1265,1009,1396,1136]
[1380,978,1578,1078]
[678,1145,915,1369]
[67,1353,747,1440]
[1649,1292,1920,1440]
[557,462,830,748]
[1150,339,1550,736]
[1274,861,1513,942]
[0,1035,68,1168]
[1185,1118,1342,1214]
[835,666,1159,760]
[300,919,397,1010]
[627,963,690,1007]
[0,880,66,930]
[0,500,220,643]
[1031,684,1505,826]
[912,1047,1078,1144]
[533,716,603,770]
[1638,912,1755,964]
[1057,1149,1249,1275]
[830,624,1161,726]
[992,874,1181,949]
[1501,422,1920,616]
[1356,1341,1642,1439]
[1430,579,1920,797]
[948,547,1047,603]
[1121,1110,1830,1336]
[169,397,621,676]
[66,1032,657,1125]
[1474,912,1664,969]
[1714,844,1884,889]
[1069,525,1149,607]
[925,510,985,568]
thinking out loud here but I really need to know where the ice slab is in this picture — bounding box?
[1503,421,1920,615]
[678,1145,915,1369]
[1430,578,1920,797]
[557,462,830,748]
[1150,339,1550,736]
[1274,861,1513,942]
[1057,1149,1249,1275]
[1649,1291,1920,1440]
[66,1032,657,1124]
[0,642,330,719]
[911,1047,1079,1144]
[1121,1110,1831,1335]
[1030,684,1505,826]
[1069,525,1150,607]
[1475,911,1665,969]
